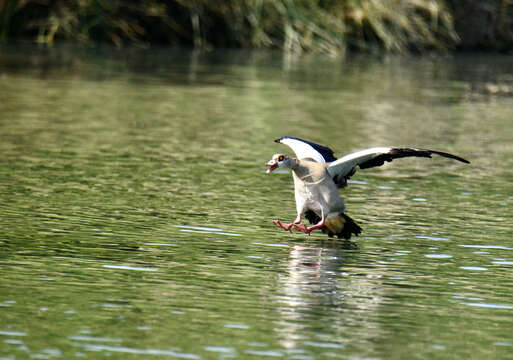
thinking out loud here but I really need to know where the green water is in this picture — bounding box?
[1,45,513,360]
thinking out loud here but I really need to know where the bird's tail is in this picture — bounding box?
[305,211,362,240]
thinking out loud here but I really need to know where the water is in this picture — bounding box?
[1,45,513,359]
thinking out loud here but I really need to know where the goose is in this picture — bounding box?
[265,136,470,239]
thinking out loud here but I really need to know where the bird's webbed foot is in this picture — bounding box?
[294,219,326,235]
[292,223,311,235]
[272,220,293,232]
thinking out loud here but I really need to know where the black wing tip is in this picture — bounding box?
[390,147,470,164]
[428,150,470,164]
[357,147,470,170]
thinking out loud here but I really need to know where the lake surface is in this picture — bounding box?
[0,44,512,360]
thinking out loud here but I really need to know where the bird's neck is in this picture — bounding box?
[291,160,311,178]
[291,158,299,170]
[292,160,327,184]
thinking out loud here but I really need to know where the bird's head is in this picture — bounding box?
[265,154,294,173]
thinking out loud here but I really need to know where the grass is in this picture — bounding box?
[0,0,510,53]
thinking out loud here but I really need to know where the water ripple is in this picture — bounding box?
[102,265,158,271]
[252,242,289,248]
[245,349,283,357]
[425,254,453,259]
[68,335,122,343]
[492,260,513,265]
[347,179,368,185]
[204,346,236,354]
[304,341,344,349]
[176,225,241,237]
[462,302,513,310]
[459,245,513,250]
[459,266,488,271]
[0,330,27,337]
[494,341,513,346]
[75,343,200,359]
[224,323,250,329]
[144,242,178,246]
[416,236,449,241]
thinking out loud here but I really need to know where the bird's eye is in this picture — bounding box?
[278,155,284,162]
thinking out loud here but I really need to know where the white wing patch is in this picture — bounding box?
[327,147,392,178]
[280,137,326,163]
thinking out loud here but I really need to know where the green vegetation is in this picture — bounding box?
[0,0,511,53]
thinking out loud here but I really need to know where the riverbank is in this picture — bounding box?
[0,0,511,53]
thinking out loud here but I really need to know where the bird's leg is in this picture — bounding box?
[306,219,326,233]
[294,209,326,236]
[273,214,302,232]
[293,218,325,235]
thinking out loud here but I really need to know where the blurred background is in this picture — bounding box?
[0,0,512,53]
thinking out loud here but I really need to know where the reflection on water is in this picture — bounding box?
[0,45,513,359]
[276,244,384,358]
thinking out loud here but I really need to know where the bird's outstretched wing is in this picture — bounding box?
[275,136,337,163]
[327,147,470,188]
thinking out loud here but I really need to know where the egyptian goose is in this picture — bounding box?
[265,136,470,239]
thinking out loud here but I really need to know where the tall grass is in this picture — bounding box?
[0,0,509,53]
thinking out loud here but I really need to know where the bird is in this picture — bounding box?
[265,136,470,240]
